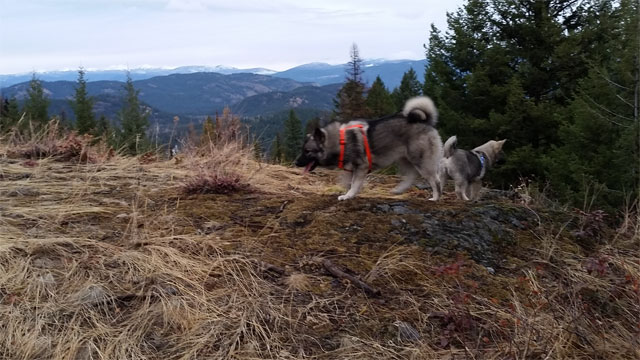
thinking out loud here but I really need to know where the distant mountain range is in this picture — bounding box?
[0,59,426,89]
[0,65,276,88]
[2,73,309,115]
[0,59,427,144]
[273,59,426,87]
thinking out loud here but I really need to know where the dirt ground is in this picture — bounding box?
[1,155,638,359]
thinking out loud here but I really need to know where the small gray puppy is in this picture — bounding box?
[439,136,506,200]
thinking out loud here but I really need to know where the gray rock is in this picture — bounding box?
[388,203,533,268]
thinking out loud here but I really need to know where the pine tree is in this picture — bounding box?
[201,115,216,145]
[544,0,639,208]
[118,72,149,155]
[392,68,422,111]
[333,43,370,121]
[0,97,20,131]
[423,0,608,193]
[366,76,396,117]
[95,115,114,143]
[6,97,21,127]
[0,97,8,118]
[283,109,303,163]
[71,68,96,135]
[23,74,49,126]
[253,140,263,161]
[270,133,285,164]
[305,117,321,135]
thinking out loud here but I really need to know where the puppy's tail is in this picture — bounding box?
[443,135,457,158]
[402,96,438,126]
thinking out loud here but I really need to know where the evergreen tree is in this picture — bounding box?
[71,68,96,135]
[270,133,285,164]
[544,0,639,207]
[201,115,216,145]
[305,117,321,135]
[423,0,613,194]
[333,43,370,121]
[392,68,422,110]
[283,109,303,163]
[23,74,49,126]
[95,115,114,143]
[0,97,20,131]
[118,72,149,155]
[366,76,396,117]
[6,97,21,127]
[0,98,8,118]
[253,140,263,161]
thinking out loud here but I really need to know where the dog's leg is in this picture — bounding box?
[414,166,441,201]
[391,159,418,195]
[338,171,352,191]
[469,180,482,200]
[438,160,448,196]
[410,160,441,201]
[455,180,471,201]
[338,167,367,201]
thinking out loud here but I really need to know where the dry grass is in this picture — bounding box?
[0,129,639,359]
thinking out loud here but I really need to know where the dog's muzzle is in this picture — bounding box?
[295,154,318,173]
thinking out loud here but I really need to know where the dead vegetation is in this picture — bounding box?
[0,126,639,359]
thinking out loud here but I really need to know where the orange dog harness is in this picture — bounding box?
[338,124,372,172]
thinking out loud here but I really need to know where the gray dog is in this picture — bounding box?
[295,96,443,201]
[438,136,506,200]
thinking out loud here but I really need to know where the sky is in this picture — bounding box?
[0,0,466,75]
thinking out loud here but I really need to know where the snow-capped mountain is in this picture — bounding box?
[0,65,276,88]
[0,59,425,89]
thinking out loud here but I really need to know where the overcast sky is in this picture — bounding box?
[0,0,466,74]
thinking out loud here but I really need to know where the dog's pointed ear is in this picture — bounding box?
[499,139,507,148]
[313,127,326,143]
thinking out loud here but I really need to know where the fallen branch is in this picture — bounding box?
[321,258,381,297]
[253,260,286,276]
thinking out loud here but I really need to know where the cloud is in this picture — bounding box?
[0,0,466,74]
[165,0,207,11]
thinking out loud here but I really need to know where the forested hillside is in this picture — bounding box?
[423,0,638,209]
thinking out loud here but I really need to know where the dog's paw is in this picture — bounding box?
[338,194,353,201]
[390,188,405,195]
[428,196,440,201]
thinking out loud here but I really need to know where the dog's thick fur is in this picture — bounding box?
[438,136,506,201]
[295,96,443,201]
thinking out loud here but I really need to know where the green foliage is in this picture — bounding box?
[392,68,422,111]
[96,114,118,147]
[333,44,370,121]
[424,0,639,208]
[305,117,321,135]
[23,74,50,126]
[71,68,96,135]
[366,76,395,117]
[118,73,150,155]
[0,97,21,131]
[270,133,285,164]
[201,115,216,145]
[252,140,263,161]
[283,109,303,163]
[542,0,639,208]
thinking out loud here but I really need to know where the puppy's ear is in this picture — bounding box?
[313,127,326,143]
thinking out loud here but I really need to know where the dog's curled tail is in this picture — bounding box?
[443,135,457,158]
[402,96,438,126]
